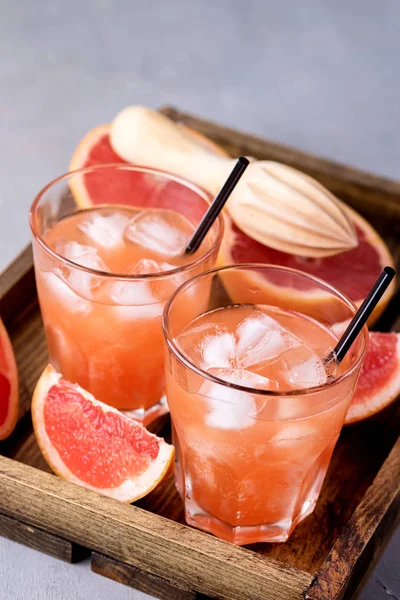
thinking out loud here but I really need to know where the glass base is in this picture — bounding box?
[121,395,169,426]
[184,494,318,545]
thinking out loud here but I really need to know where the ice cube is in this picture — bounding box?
[103,257,174,322]
[202,331,236,369]
[236,309,296,368]
[210,367,278,391]
[157,261,188,300]
[282,352,327,389]
[112,302,164,321]
[160,261,178,273]
[177,324,236,370]
[60,242,109,272]
[201,368,275,430]
[271,422,318,445]
[129,258,178,281]
[40,271,92,316]
[108,275,164,321]
[78,212,129,249]
[128,258,183,302]
[110,279,157,306]
[112,258,177,305]
[130,258,163,275]
[124,209,191,258]
[59,242,110,299]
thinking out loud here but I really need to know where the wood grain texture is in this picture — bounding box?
[0,245,36,326]
[0,245,46,422]
[9,306,47,420]
[0,456,312,600]
[0,513,89,563]
[92,552,204,600]
[305,438,400,600]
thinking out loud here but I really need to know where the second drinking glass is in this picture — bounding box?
[30,164,223,423]
[163,265,368,544]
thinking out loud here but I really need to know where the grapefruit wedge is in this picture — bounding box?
[32,364,174,501]
[0,318,19,440]
[345,332,400,425]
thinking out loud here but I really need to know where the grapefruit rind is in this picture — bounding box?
[0,318,19,441]
[69,124,114,209]
[69,122,229,210]
[32,364,174,502]
[69,123,111,173]
[345,333,400,425]
[218,205,395,325]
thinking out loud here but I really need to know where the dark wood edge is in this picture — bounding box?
[0,456,312,600]
[0,512,90,563]
[92,552,211,600]
[160,106,400,219]
[305,437,400,600]
[0,244,36,326]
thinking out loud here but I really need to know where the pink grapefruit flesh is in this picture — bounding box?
[69,123,215,225]
[0,318,19,440]
[346,332,400,424]
[32,364,174,501]
[220,206,394,324]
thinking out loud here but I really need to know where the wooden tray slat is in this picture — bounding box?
[0,513,89,563]
[0,245,36,327]
[91,552,204,600]
[0,455,313,600]
[306,438,400,600]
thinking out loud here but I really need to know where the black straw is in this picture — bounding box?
[331,266,395,364]
[185,157,250,255]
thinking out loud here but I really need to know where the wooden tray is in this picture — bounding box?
[0,107,399,600]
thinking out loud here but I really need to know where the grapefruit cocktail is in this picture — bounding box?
[30,165,223,422]
[163,265,368,544]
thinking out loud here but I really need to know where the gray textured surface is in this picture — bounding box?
[0,0,399,598]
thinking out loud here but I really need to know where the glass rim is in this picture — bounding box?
[29,163,224,281]
[163,263,369,397]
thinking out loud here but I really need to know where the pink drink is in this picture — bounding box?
[30,165,223,422]
[163,266,367,544]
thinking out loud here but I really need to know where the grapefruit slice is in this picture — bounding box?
[32,364,174,501]
[219,206,395,323]
[0,318,19,440]
[69,121,395,322]
[345,332,400,425]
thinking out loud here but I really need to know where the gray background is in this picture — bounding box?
[0,0,399,598]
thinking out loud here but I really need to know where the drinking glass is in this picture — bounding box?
[30,164,223,423]
[163,265,368,544]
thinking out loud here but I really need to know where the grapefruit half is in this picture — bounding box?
[345,332,400,425]
[0,318,19,440]
[69,123,395,323]
[32,364,174,501]
[219,206,395,323]
[69,122,228,210]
